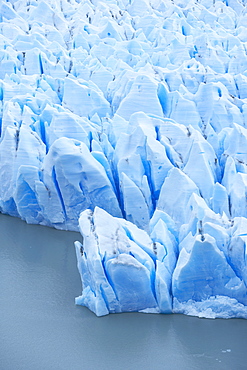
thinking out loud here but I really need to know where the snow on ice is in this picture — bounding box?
[1,0,247,318]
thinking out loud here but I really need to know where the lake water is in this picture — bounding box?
[1,213,247,370]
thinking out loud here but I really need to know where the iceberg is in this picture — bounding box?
[1,0,247,318]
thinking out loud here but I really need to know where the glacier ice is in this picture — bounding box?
[75,206,247,318]
[1,0,247,318]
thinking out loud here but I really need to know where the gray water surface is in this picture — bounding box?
[1,214,247,370]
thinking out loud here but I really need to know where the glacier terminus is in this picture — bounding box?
[1,0,247,318]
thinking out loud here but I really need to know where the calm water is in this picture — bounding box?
[1,214,247,370]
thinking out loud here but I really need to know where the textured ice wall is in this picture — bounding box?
[75,207,247,318]
[1,0,247,317]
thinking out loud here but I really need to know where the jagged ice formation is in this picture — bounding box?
[1,0,247,318]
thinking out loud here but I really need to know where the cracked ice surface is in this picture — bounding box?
[1,0,247,318]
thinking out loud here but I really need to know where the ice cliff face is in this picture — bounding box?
[75,206,247,318]
[1,0,247,318]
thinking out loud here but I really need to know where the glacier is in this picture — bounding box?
[1,0,247,318]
